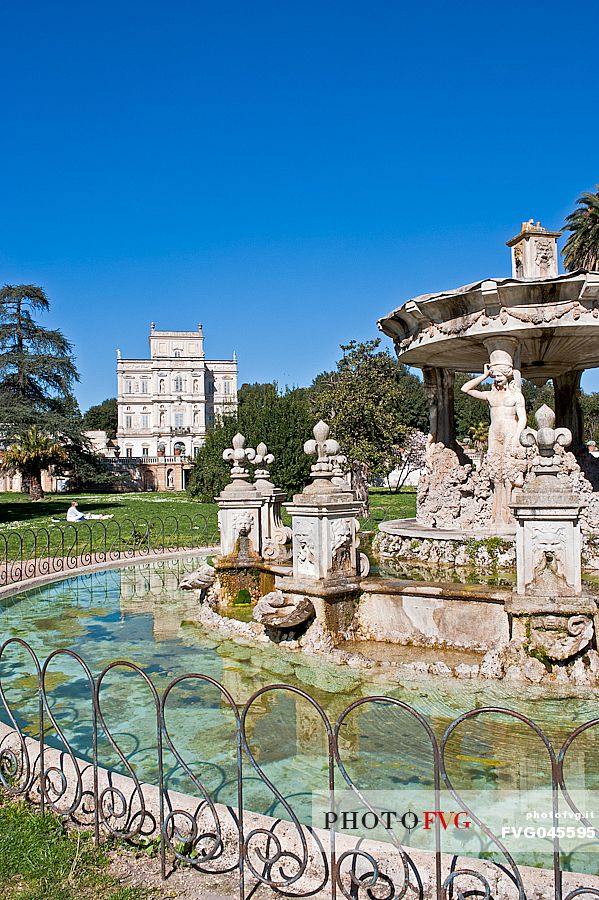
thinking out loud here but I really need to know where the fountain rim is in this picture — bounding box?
[377,269,599,377]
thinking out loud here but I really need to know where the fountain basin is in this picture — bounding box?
[375,517,516,569]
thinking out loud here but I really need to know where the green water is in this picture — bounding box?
[1,558,599,872]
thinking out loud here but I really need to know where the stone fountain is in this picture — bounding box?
[505,405,599,675]
[376,221,599,570]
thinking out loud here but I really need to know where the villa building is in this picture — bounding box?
[115,324,238,489]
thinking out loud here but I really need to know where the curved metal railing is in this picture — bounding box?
[0,634,597,898]
[0,514,219,587]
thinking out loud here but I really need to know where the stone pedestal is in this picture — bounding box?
[508,406,598,667]
[286,495,361,583]
[510,489,583,596]
[253,443,292,563]
[217,491,263,558]
[279,421,363,636]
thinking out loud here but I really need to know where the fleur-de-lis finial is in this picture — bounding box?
[520,405,571,474]
[223,433,256,482]
[304,420,340,480]
[253,441,275,481]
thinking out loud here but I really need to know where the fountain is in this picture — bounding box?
[180,222,599,684]
[376,220,599,570]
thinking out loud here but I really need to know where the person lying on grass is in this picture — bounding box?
[66,500,114,522]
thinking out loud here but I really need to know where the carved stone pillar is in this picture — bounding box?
[554,370,584,453]
[422,366,456,447]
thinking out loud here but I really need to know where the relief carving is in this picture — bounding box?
[330,518,352,572]
[528,614,594,662]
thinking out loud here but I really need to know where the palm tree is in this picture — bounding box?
[563,187,599,271]
[1,427,67,500]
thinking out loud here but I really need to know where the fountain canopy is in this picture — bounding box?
[374,221,599,564]
[378,222,599,381]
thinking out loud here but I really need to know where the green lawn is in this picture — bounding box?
[0,487,415,564]
[362,486,416,531]
[0,795,149,900]
[0,492,220,562]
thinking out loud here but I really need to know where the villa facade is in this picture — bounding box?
[115,324,237,488]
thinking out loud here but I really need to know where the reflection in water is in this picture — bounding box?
[0,557,598,866]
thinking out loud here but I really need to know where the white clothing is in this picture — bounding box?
[66,507,87,522]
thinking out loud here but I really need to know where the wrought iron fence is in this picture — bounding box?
[0,635,598,899]
[0,515,220,587]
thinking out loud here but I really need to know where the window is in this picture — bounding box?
[174,413,184,428]
[141,415,149,429]
[173,376,183,392]
[173,349,181,358]
[142,446,149,457]
[141,380,148,393]
[125,415,132,429]
[223,380,231,395]
[125,447,133,458]
[125,380,132,394]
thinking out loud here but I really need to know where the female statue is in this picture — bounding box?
[461,353,527,527]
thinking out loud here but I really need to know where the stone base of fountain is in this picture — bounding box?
[375,518,516,570]
[274,575,361,639]
[214,549,276,609]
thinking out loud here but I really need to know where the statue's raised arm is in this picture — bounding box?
[461,364,491,401]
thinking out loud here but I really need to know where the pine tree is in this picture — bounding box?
[0,284,79,437]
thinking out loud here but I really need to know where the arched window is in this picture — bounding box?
[173,349,181,358]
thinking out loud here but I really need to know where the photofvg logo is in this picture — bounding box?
[310,790,599,856]
[311,791,475,853]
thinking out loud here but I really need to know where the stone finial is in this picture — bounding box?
[329,452,348,487]
[223,433,256,482]
[253,441,275,481]
[520,405,572,474]
[304,421,339,471]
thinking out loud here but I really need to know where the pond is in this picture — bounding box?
[1,557,598,870]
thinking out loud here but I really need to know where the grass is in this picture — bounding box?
[0,794,149,900]
[0,487,415,564]
[0,492,219,561]
[362,486,416,532]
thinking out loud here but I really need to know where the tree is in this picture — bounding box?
[1,427,67,500]
[468,421,489,453]
[188,384,313,502]
[581,392,599,443]
[386,430,427,493]
[310,339,415,515]
[82,398,118,437]
[0,284,79,436]
[454,373,490,440]
[563,187,599,272]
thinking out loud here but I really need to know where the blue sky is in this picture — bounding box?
[1,0,598,410]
